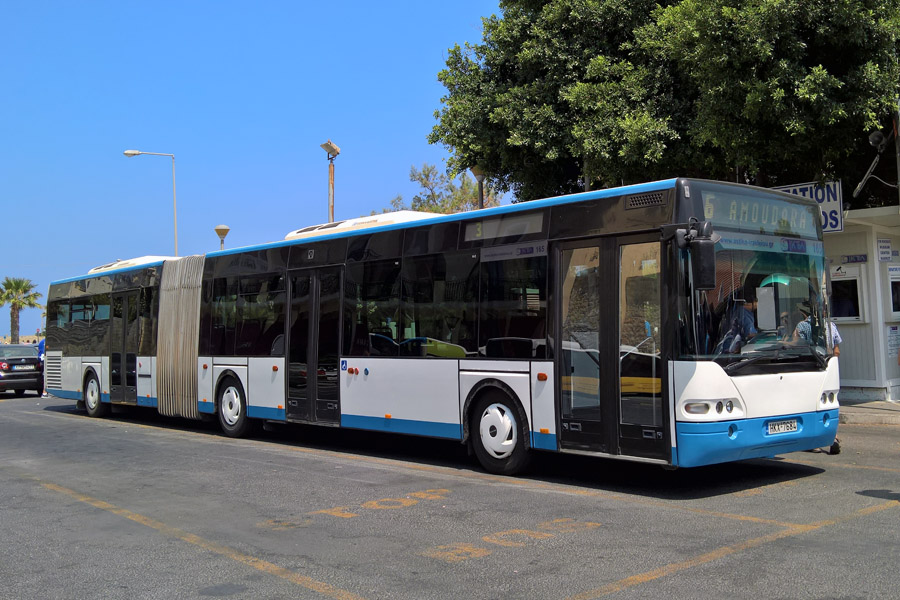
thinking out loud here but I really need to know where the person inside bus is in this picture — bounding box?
[791,300,815,344]
[777,311,792,340]
[718,288,758,353]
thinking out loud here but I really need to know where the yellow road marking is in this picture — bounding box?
[40,481,366,600]
[566,500,899,599]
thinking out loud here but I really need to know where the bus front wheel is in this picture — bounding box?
[217,376,254,438]
[470,393,531,475]
[83,372,108,417]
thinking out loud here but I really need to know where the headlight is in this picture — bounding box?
[685,402,710,414]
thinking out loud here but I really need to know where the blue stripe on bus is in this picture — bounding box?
[674,409,839,468]
[531,431,557,451]
[49,389,157,408]
[198,401,216,415]
[207,179,679,258]
[247,405,286,420]
[341,414,462,440]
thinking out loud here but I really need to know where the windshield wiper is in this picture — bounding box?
[792,343,827,368]
[723,354,770,374]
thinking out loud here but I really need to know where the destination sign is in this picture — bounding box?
[701,190,819,239]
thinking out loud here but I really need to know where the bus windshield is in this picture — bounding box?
[677,188,830,369]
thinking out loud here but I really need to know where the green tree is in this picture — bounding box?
[429,0,679,200]
[430,0,900,203]
[641,0,900,189]
[0,277,43,344]
[384,163,501,214]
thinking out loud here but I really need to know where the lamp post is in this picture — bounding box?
[320,140,340,222]
[853,102,900,209]
[470,165,485,210]
[214,224,230,250]
[124,149,178,256]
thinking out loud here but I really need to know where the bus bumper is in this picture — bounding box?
[673,409,839,467]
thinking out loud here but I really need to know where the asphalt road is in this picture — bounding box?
[1,395,898,600]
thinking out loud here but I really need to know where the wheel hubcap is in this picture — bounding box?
[221,386,242,426]
[479,403,517,459]
[85,379,99,410]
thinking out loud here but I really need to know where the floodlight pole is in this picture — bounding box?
[470,165,485,210]
[320,140,341,223]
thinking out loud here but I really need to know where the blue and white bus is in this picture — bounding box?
[45,178,840,474]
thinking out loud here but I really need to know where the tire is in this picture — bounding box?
[83,372,108,417]
[470,392,531,475]
[217,376,255,437]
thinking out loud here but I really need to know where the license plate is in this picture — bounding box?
[768,419,797,435]
[12,364,35,371]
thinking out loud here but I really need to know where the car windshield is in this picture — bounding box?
[676,191,831,371]
[0,346,39,358]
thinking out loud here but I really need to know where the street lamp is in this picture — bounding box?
[214,224,230,250]
[470,165,485,210]
[853,101,900,209]
[320,140,340,223]
[124,149,178,256]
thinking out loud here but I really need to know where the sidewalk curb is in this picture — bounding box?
[839,412,900,425]
[839,402,900,426]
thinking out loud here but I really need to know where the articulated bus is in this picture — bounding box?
[45,178,840,474]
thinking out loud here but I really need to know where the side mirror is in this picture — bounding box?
[674,220,718,291]
[691,237,716,290]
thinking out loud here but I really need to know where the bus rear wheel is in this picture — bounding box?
[84,372,108,417]
[217,376,255,438]
[470,393,531,475]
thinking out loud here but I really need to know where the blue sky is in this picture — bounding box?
[2,1,501,339]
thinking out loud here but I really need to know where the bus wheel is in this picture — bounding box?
[217,376,254,438]
[83,372,108,417]
[471,393,531,475]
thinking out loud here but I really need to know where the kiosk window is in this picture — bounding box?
[892,280,900,313]
[831,279,861,319]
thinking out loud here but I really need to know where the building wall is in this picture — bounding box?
[825,222,900,401]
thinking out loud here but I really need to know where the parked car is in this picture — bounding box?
[0,344,44,397]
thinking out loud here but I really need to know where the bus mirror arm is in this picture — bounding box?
[664,219,719,291]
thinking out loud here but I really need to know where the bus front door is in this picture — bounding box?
[556,237,667,461]
[286,267,342,424]
[109,291,139,405]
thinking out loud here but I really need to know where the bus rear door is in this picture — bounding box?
[286,267,342,424]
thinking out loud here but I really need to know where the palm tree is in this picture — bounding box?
[0,277,43,344]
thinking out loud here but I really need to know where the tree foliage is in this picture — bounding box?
[383,163,501,214]
[0,277,42,344]
[430,0,900,204]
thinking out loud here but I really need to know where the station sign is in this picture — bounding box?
[772,180,843,234]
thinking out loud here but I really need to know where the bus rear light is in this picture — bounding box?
[685,402,710,414]
[0,362,7,371]
[537,373,548,381]
[272,365,278,372]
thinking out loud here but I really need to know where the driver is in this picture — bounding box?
[719,288,758,353]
